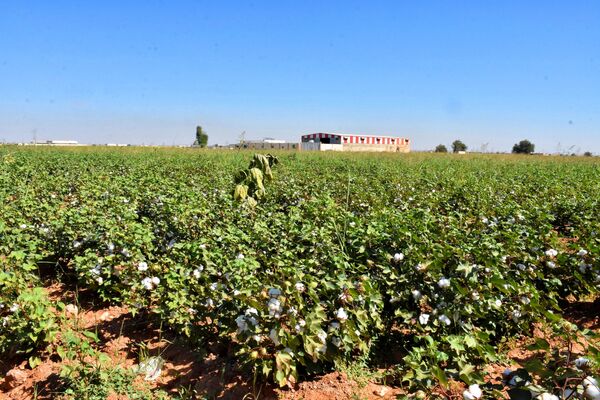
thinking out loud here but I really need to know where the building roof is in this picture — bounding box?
[302,133,407,139]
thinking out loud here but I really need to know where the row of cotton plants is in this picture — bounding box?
[1,148,599,396]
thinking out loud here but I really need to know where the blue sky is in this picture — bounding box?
[1,1,599,152]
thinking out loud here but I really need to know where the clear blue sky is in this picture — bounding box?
[1,1,599,153]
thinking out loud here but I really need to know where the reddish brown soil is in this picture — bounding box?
[1,283,598,400]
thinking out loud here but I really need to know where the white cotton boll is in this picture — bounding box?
[438,314,451,326]
[193,269,201,279]
[205,298,214,308]
[576,357,590,368]
[545,249,558,257]
[268,288,281,297]
[517,263,527,271]
[583,376,598,389]
[317,330,327,344]
[295,282,305,292]
[414,263,427,272]
[137,262,148,272]
[331,337,341,348]
[467,384,482,399]
[584,383,600,400]
[472,291,480,300]
[511,309,522,322]
[245,307,258,316]
[538,393,559,400]
[520,297,531,305]
[96,277,104,284]
[151,276,160,285]
[393,253,404,262]
[547,261,557,269]
[9,303,19,313]
[73,240,81,248]
[463,390,476,400]
[268,298,282,318]
[412,290,422,300]
[236,253,244,260]
[19,224,27,229]
[419,313,430,325]
[336,308,348,322]
[141,277,153,290]
[235,315,248,332]
[578,249,589,257]
[494,299,503,308]
[438,278,451,289]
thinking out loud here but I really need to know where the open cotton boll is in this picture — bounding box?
[393,253,404,262]
[463,390,477,400]
[538,393,559,400]
[584,384,600,400]
[437,278,451,289]
[336,308,348,322]
[137,262,148,271]
[545,249,558,257]
[462,384,482,399]
[584,376,599,389]
[468,384,482,398]
[575,357,590,368]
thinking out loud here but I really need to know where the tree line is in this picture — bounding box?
[435,139,593,155]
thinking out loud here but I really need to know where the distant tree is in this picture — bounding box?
[451,140,467,153]
[584,151,593,157]
[512,139,535,154]
[434,144,448,153]
[194,126,208,147]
